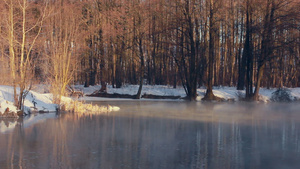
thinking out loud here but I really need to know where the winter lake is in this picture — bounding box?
[1,101,300,169]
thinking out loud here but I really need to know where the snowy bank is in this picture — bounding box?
[0,85,60,116]
[0,85,120,118]
[75,85,300,102]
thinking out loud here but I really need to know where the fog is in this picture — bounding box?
[1,102,300,169]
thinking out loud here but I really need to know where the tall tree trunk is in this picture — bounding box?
[253,0,275,101]
[253,64,265,100]
[237,14,245,90]
[203,0,217,100]
[244,2,254,99]
[8,0,18,106]
[187,7,197,101]
[135,38,144,99]
[112,44,116,88]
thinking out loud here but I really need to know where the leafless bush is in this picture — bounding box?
[271,88,295,102]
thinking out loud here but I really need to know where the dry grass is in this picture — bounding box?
[60,100,120,116]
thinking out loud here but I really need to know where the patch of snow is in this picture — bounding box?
[0,85,120,118]
[77,85,300,102]
[75,85,187,97]
[73,85,101,95]
[0,86,19,114]
[31,84,51,93]
[290,88,300,100]
[110,106,120,111]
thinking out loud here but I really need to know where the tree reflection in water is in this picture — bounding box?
[0,102,300,169]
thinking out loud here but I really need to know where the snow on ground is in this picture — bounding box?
[1,84,299,117]
[1,84,299,133]
[75,84,300,102]
[76,85,187,97]
[197,87,239,101]
[290,88,300,99]
[76,84,187,96]
[0,85,58,115]
[0,86,19,114]
[0,85,120,117]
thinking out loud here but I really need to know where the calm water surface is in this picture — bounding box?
[0,101,300,169]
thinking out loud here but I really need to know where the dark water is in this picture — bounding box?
[1,101,300,169]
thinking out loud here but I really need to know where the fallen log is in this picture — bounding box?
[87,92,182,100]
[87,92,136,99]
[141,94,181,99]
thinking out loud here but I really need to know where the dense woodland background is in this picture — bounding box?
[0,0,299,105]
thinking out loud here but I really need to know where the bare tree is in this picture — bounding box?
[252,0,299,100]
[202,0,223,100]
[1,0,48,111]
[46,0,84,104]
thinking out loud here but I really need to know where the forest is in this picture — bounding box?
[0,0,299,106]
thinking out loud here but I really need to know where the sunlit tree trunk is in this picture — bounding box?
[47,0,80,105]
[7,0,18,106]
[5,0,46,111]
[203,0,218,100]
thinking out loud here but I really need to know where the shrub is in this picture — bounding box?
[271,88,294,102]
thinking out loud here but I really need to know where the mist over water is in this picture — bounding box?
[1,102,300,169]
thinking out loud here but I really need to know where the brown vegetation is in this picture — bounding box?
[0,0,299,105]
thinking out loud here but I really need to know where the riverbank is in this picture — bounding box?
[0,85,120,118]
[1,84,299,118]
[75,84,300,102]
